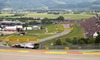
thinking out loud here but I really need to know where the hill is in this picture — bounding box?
[0,0,100,10]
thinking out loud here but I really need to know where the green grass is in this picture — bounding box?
[64,14,94,20]
[44,24,64,33]
[22,13,94,20]
[0,14,14,17]
[0,36,9,42]
[61,23,84,39]
[39,34,55,39]
[6,34,55,44]
[8,35,37,38]
[25,30,45,34]
[1,13,94,20]
[28,20,41,23]
[4,24,64,44]
[6,35,39,43]
[25,24,63,39]
[25,24,64,34]
[45,23,85,45]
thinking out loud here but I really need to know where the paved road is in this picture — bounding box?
[40,24,71,43]
[0,48,100,60]
[0,52,100,60]
[0,46,100,52]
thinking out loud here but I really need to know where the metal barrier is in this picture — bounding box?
[39,44,100,49]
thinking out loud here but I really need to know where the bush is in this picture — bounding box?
[54,39,62,45]
[78,40,85,45]
[95,34,100,45]
[57,16,64,21]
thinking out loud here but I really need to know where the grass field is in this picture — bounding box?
[25,24,63,34]
[0,14,14,17]
[0,35,9,42]
[0,13,95,20]
[25,30,45,34]
[1,24,63,44]
[5,35,39,45]
[45,23,85,45]
[61,23,84,39]
[44,24,64,33]
[0,13,92,45]
[22,13,95,20]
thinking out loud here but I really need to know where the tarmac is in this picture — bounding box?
[0,49,100,55]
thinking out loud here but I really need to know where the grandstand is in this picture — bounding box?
[81,17,100,38]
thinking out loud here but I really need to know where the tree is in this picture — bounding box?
[72,37,79,45]
[95,13,100,20]
[0,25,4,30]
[54,39,62,45]
[29,21,38,25]
[95,34,100,45]
[79,38,88,44]
[88,38,95,44]
[57,16,64,21]
[41,18,52,24]
[22,22,28,28]
[78,40,85,45]
[65,38,73,44]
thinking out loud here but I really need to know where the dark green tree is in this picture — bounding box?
[95,34,100,45]
[65,38,73,44]
[78,40,85,45]
[29,21,38,25]
[22,23,28,28]
[41,18,52,24]
[57,16,64,21]
[88,38,95,44]
[95,13,100,20]
[79,38,88,44]
[55,39,62,45]
[72,37,79,45]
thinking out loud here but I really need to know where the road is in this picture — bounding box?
[40,24,71,43]
[0,52,100,60]
[0,47,100,60]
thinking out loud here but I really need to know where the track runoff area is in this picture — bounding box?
[0,48,100,55]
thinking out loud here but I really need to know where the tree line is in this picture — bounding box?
[54,33,100,46]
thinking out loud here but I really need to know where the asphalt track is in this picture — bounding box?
[0,51,100,60]
[0,24,100,60]
[0,46,100,60]
[39,24,71,43]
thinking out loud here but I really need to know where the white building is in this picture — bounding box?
[24,27,32,30]
[23,26,40,30]
[32,25,40,30]
[4,26,23,31]
[0,20,23,31]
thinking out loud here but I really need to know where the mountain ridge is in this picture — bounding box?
[0,0,100,10]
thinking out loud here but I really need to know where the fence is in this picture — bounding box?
[39,44,100,49]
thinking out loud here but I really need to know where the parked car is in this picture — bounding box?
[11,43,39,49]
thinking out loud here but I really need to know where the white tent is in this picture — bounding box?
[23,27,32,30]
[32,25,40,30]
[93,32,98,38]
[4,25,23,31]
[4,26,16,30]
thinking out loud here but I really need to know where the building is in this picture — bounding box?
[0,20,23,31]
[32,25,40,30]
